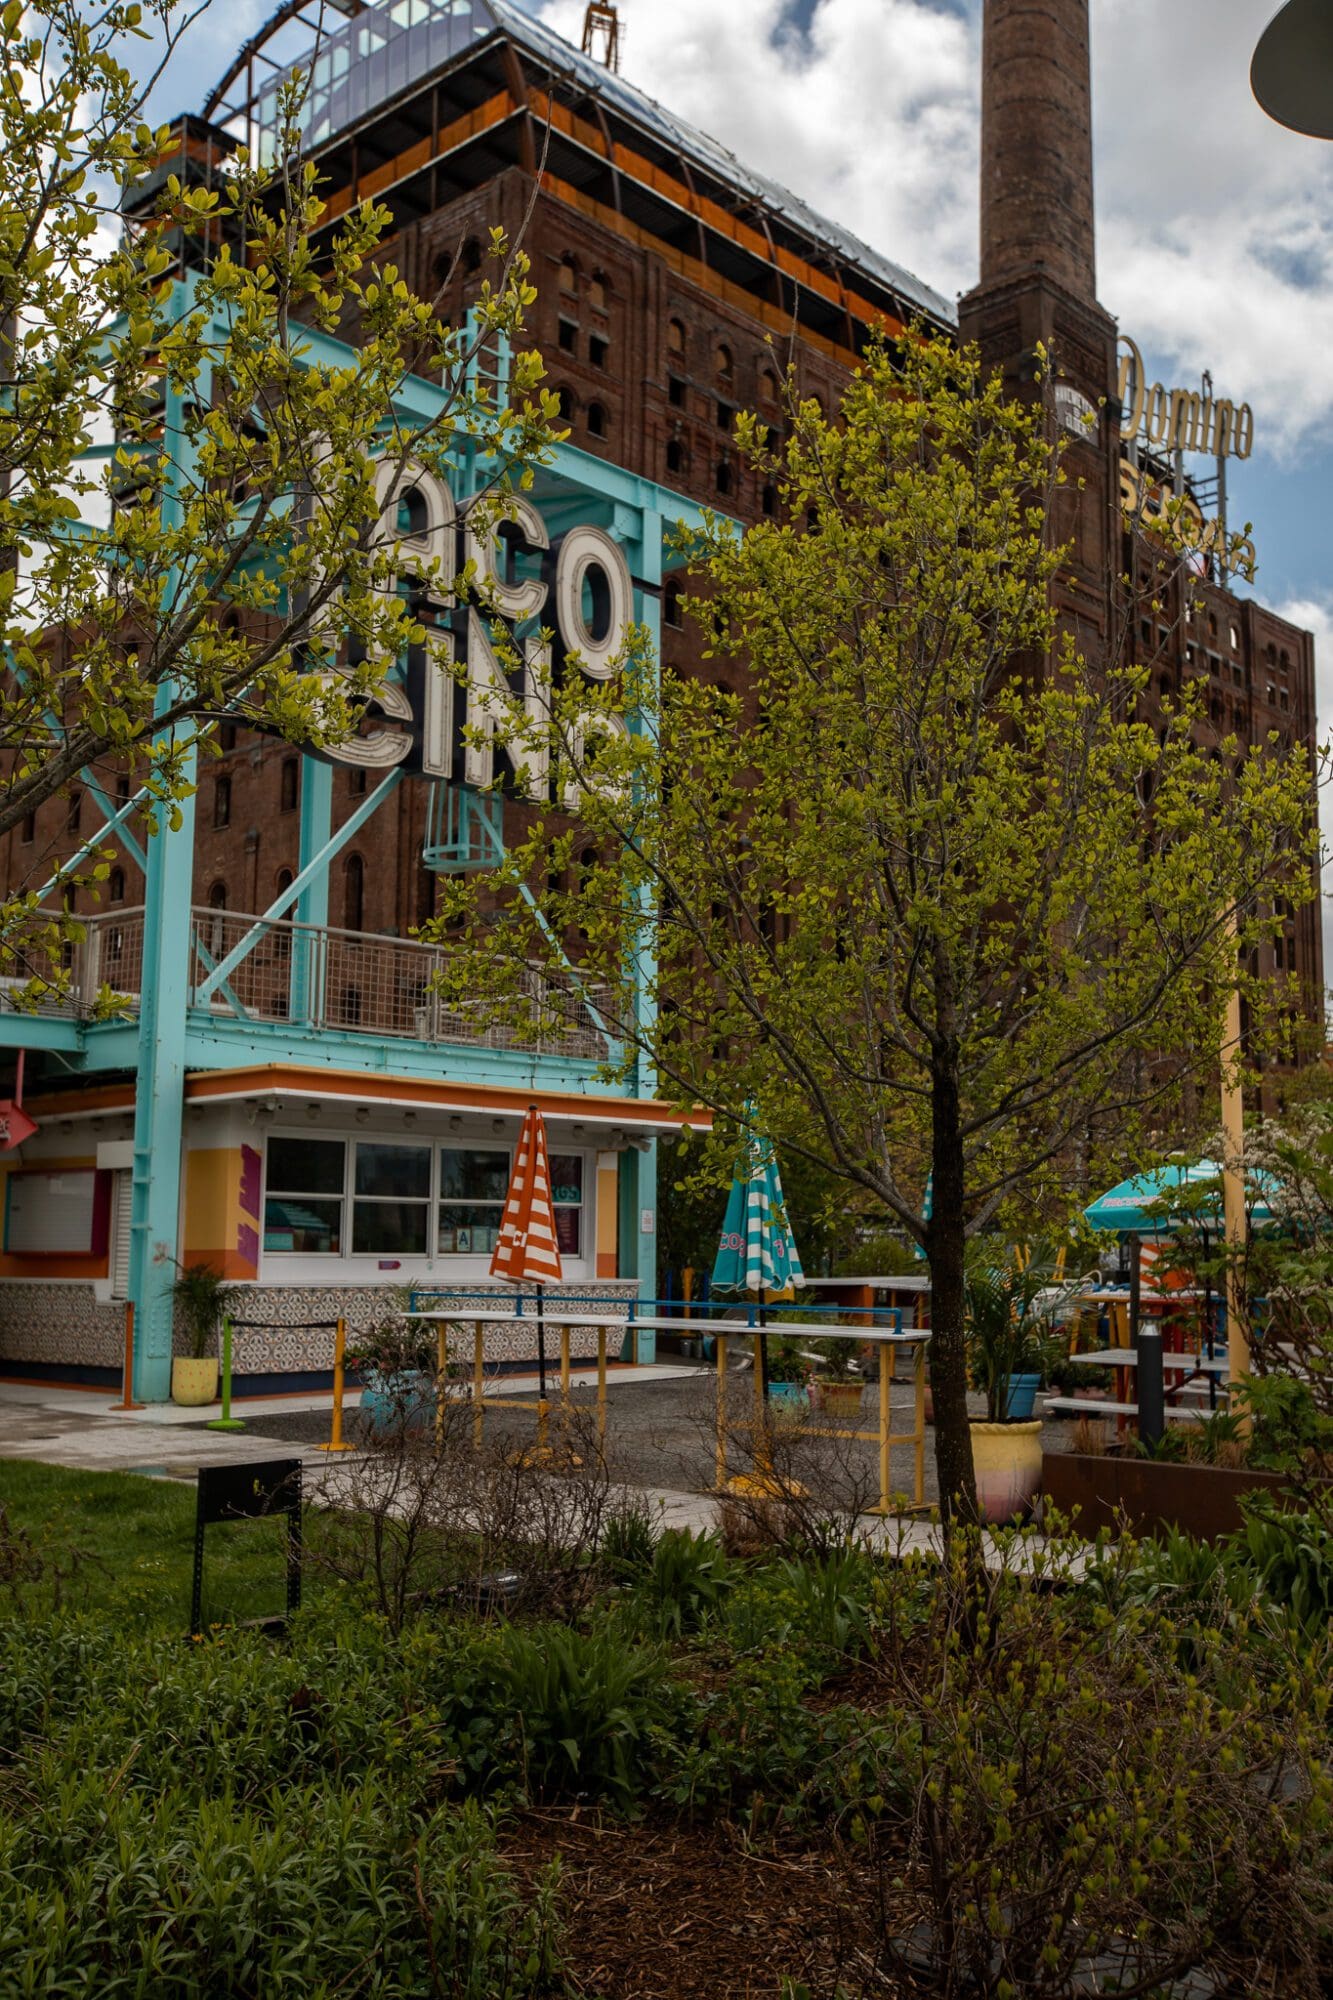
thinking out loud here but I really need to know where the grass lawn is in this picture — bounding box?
[0,1460,306,1632]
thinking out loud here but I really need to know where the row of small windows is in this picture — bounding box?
[557,257,609,312]
[16,752,372,854]
[554,388,610,439]
[200,855,365,929]
[557,320,610,369]
[666,319,784,402]
[663,433,777,511]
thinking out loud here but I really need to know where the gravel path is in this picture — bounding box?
[236,1368,1092,1512]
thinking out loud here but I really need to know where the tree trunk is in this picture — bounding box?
[927,1052,978,1528]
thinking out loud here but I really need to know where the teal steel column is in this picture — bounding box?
[127,363,198,1401]
[619,506,662,1303]
[631,506,662,1115]
[617,1147,658,1301]
[291,754,333,1023]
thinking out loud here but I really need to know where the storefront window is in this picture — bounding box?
[263,1136,344,1253]
[437,1146,510,1255]
[352,1141,430,1254]
[549,1153,584,1255]
[263,1136,588,1263]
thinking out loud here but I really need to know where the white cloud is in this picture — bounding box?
[531,0,1333,459]
[536,0,978,305]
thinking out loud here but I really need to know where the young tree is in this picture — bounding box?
[426,333,1319,1523]
[0,0,556,981]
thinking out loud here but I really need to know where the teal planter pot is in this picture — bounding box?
[1004,1373,1042,1421]
[767,1380,809,1411]
[359,1369,435,1438]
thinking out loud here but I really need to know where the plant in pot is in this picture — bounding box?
[965,1249,1075,1523]
[806,1335,864,1418]
[763,1334,812,1409]
[170,1263,239,1406]
[347,1317,439,1438]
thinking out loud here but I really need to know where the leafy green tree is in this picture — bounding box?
[427,332,1318,1523]
[0,0,556,981]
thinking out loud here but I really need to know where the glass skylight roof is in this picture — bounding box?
[241,0,953,326]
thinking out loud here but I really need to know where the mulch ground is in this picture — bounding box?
[504,1808,904,1999]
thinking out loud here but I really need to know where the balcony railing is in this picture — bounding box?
[13,906,613,1061]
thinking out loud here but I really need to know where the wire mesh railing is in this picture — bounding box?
[51,906,612,1060]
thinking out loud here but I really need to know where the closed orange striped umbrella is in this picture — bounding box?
[491,1105,563,1397]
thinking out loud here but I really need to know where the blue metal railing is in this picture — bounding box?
[407,1287,907,1333]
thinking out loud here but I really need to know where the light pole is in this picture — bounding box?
[1252,0,1333,138]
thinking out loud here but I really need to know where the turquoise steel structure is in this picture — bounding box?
[0,285,707,1399]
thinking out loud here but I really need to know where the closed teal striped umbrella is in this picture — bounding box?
[711,1120,806,1300]
[712,1116,804,1410]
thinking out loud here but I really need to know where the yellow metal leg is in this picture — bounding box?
[315,1316,354,1451]
[715,1333,729,1490]
[473,1320,485,1450]
[597,1326,607,1445]
[913,1343,926,1507]
[435,1323,448,1444]
[878,1343,891,1514]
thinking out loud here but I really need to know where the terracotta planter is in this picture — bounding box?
[171,1356,219,1407]
[970,1419,1043,1524]
[812,1381,866,1419]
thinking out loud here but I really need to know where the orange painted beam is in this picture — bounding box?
[183,1063,712,1128]
[530,91,907,342]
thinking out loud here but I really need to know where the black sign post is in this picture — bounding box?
[190,1457,303,1638]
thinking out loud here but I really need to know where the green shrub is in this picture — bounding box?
[859,1528,1333,1999]
[717,1547,873,1668]
[0,1778,567,1998]
[1235,1499,1333,1632]
[496,1623,670,1808]
[600,1506,656,1580]
[617,1528,735,1641]
[772,1547,874,1663]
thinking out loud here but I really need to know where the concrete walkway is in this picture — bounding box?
[0,1377,1086,1574]
[0,1367,709,1480]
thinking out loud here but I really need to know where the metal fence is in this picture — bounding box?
[22,906,612,1060]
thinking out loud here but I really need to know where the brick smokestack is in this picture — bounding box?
[978,0,1097,303]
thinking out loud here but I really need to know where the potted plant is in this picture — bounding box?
[348,1317,438,1438]
[171,1262,239,1406]
[763,1334,812,1410]
[965,1250,1075,1522]
[807,1335,865,1418]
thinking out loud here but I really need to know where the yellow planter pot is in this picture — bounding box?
[813,1382,865,1419]
[970,1419,1043,1524]
[171,1357,219,1407]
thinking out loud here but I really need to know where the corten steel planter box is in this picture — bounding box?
[1042,1451,1292,1542]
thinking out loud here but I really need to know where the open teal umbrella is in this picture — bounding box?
[1085,1159,1273,1234]
[712,1115,805,1403]
[1085,1157,1273,1364]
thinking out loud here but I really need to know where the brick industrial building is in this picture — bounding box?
[7,0,1318,1012]
[0,0,1320,1393]
[5,0,1319,1006]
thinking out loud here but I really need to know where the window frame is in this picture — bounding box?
[261,1133,593,1275]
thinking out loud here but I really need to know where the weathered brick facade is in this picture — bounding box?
[5,0,1319,1043]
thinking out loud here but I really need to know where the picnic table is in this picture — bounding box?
[625,1315,929,1509]
[399,1304,628,1446]
[1043,1343,1229,1428]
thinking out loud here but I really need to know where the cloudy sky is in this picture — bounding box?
[144,0,1331,916]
